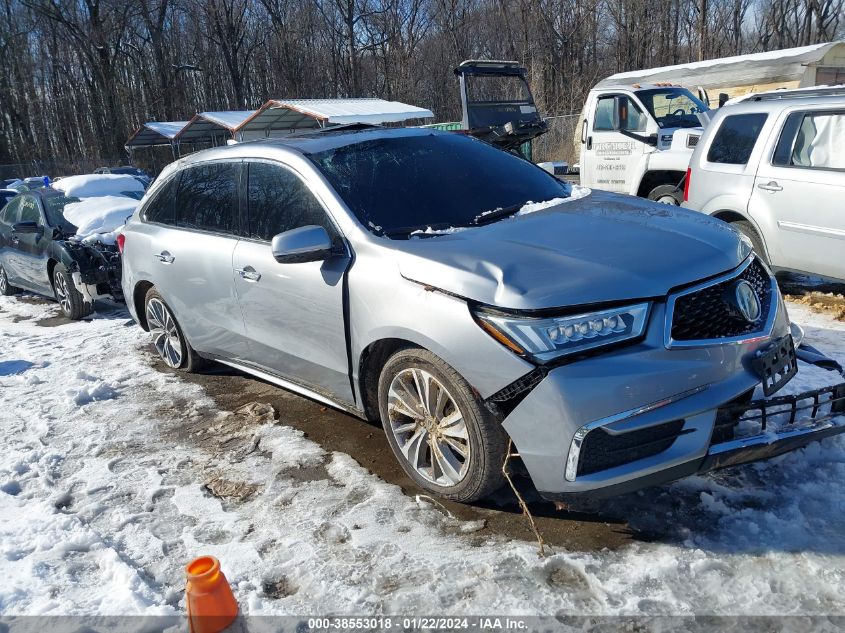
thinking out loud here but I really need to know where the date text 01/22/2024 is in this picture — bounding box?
[306,617,529,630]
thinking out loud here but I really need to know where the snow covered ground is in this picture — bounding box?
[1,295,845,617]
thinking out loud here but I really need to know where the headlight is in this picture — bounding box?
[473,303,651,362]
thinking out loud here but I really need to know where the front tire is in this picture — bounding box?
[53,263,92,320]
[144,287,206,372]
[647,184,682,205]
[0,264,21,296]
[377,347,507,503]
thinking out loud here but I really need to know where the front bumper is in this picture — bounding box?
[500,293,845,499]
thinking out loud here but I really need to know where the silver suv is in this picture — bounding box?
[121,127,845,503]
[683,88,845,282]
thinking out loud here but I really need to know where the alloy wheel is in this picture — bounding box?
[656,194,679,205]
[145,297,183,368]
[386,368,470,486]
[54,272,72,314]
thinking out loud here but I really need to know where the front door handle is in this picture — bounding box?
[757,181,783,192]
[154,251,175,264]
[236,266,261,282]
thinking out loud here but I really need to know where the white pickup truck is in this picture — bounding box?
[577,84,711,204]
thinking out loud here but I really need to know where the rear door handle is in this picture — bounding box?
[236,266,261,282]
[757,181,783,192]
[154,251,175,264]
[586,136,593,150]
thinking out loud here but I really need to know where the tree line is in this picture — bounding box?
[0,0,842,168]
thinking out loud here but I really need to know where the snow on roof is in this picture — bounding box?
[125,120,189,147]
[53,174,145,198]
[175,110,257,142]
[196,110,257,129]
[595,41,845,90]
[240,98,434,134]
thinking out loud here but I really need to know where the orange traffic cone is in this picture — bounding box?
[185,556,239,633]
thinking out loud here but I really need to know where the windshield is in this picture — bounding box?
[44,195,80,231]
[308,133,570,238]
[637,88,708,128]
[466,75,532,103]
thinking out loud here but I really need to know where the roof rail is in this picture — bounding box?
[743,85,845,101]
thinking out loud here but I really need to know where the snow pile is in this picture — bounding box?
[63,196,138,245]
[1,295,845,617]
[53,174,144,199]
[516,185,592,216]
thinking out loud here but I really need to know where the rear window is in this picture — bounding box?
[707,113,768,165]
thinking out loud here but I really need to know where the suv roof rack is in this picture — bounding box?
[743,85,845,101]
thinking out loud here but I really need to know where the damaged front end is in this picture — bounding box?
[61,237,123,306]
[704,344,845,472]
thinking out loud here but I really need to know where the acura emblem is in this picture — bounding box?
[731,280,761,323]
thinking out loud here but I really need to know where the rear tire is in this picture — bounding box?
[647,184,682,205]
[731,220,769,264]
[143,287,206,372]
[0,264,21,296]
[52,263,92,320]
[377,347,507,503]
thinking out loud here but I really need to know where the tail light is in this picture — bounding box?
[116,233,125,253]
[683,167,691,202]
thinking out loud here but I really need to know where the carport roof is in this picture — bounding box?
[125,120,190,147]
[239,98,435,134]
[175,110,258,142]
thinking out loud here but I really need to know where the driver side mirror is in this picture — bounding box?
[271,225,333,264]
[12,221,42,235]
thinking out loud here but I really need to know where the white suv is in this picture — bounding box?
[683,88,845,282]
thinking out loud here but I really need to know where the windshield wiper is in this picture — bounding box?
[381,222,467,238]
[471,203,524,226]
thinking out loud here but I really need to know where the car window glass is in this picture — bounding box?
[1,197,21,224]
[176,162,239,234]
[789,112,845,170]
[619,97,646,132]
[144,173,180,225]
[593,96,616,131]
[308,132,570,236]
[44,195,80,231]
[706,113,767,164]
[19,196,41,223]
[247,162,335,242]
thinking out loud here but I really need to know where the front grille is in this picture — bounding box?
[670,258,773,342]
[577,420,686,476]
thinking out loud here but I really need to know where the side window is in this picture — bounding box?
[143,174,179,225]
[773,111,845,171]
[176,162,240,234]
[1,197,21,224]
[593,96,616,131]
[246,162,337,242]
[18,196,41,223]
[593,96,645,132]
[706,113,768,165]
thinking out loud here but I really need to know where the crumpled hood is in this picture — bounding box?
[391,190,750,310]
